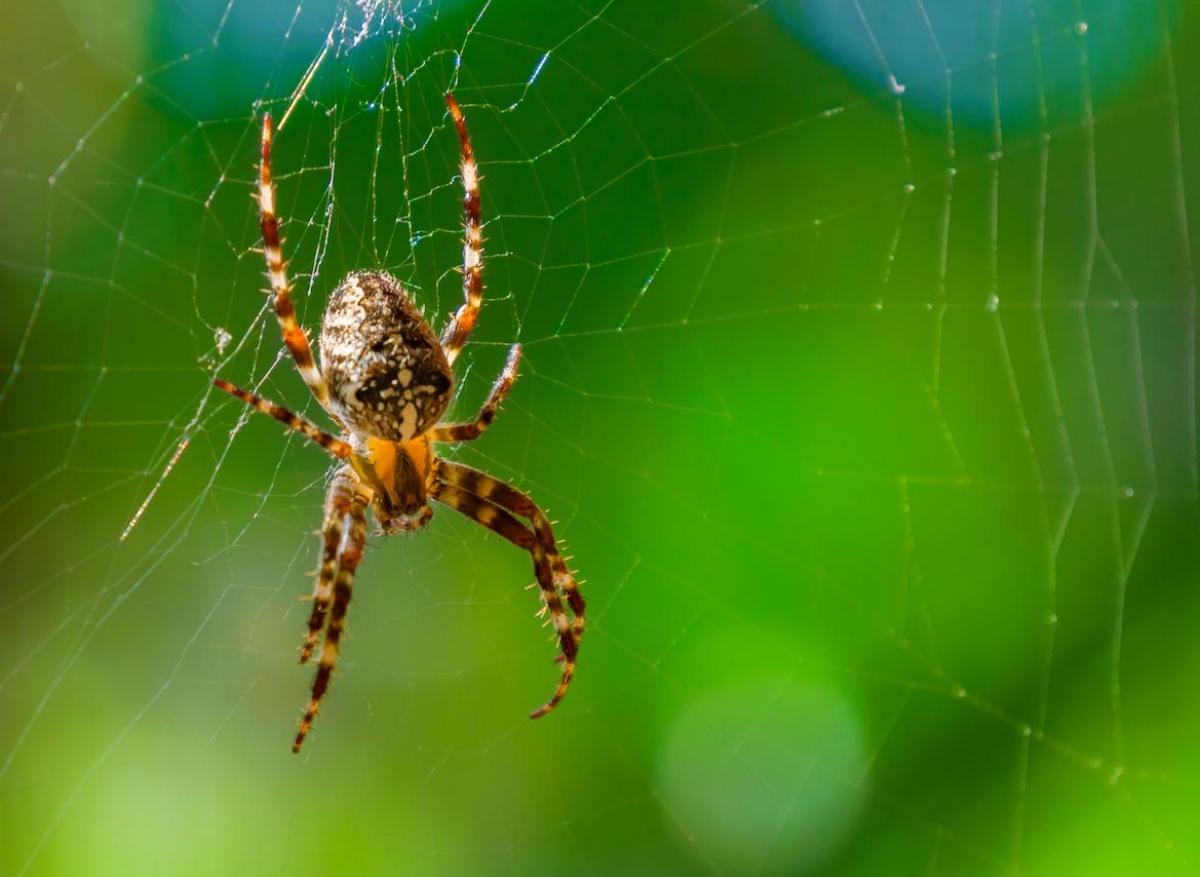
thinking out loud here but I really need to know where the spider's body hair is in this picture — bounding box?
[321,271,454,444]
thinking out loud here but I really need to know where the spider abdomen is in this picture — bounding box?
[320,271,453,441]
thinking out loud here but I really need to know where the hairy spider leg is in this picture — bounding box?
[429,343,522,443]
[294,494,368,753]
[439,93,485,366]
[258,112,337,415]
[433,466,584,718]
[213,378,352,458]
[212,377,397,505]
[301,465,357,664]
[438,461,585,637]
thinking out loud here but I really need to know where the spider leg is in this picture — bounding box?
[258,112,337,415]
[429,344,521,443]
[433,468,584,718]
[213,379,352,459]
[301,465,357,664]
[440,93,484,367]
[294,493,368,753]
[437,460,584,639]
[213,377,393,503]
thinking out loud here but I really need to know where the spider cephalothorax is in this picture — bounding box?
[212,95,585,752]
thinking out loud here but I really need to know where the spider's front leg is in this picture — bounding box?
[300,465,357,664]
[433,461,585,717]
[294,475,370,753]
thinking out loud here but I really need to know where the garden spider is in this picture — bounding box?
[213,94,585,753]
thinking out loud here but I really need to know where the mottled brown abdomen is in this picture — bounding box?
[319,271,454,441]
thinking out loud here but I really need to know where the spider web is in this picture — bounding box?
[2,0,1199,874]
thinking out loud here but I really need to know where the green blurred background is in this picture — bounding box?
[2,1,1199,874]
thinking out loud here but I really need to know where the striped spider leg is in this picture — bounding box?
[431,460,585,718]
[258,111,339,419]
[293,464,370,752]
[212,379,386,753]
[428,342,522,443]
[212,379,351,459]
[439,93,484,366]
[433,96,585,712]
[430,344,585,714]
[209,380,373,751]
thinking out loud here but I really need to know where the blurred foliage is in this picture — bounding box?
[2,1,1199,875]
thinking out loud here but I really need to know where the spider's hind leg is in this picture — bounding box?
[440,93,485,367]
[257,112,337,416]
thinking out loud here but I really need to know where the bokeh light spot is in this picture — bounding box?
[773,0,1180,131]
[656,678,866,875]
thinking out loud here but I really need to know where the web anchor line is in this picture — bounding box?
[277,27,334,132]
[119,435,191,542]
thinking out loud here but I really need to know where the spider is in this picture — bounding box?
[213,94,585,753]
